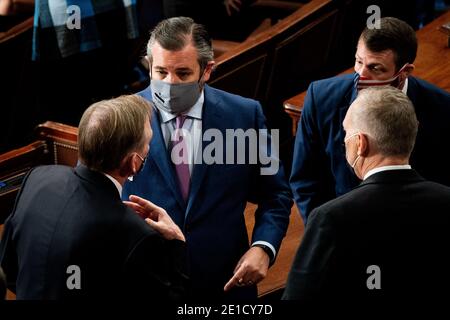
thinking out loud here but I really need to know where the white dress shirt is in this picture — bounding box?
[363,164,412,180]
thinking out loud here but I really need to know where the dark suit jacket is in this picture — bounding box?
[283,169,450,304]
[290,73,450,223]
[0,266,5,299]
[0,165,188,300]
[123,84,292,300]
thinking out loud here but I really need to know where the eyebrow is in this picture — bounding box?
[355,54,385,69]
[174,67,193,72]
[154,66,193,73]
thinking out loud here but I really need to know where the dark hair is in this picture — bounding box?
[146,16,214,72]
[360,17,417,71]
[78,95,151,172]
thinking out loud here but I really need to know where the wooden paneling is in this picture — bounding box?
[35,121,79,167]
[0,141,50,223]
[244,203,304,297]
[210,0,339,115]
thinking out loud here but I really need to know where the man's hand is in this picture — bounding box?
[224,0,242,16]
[224,246,270,292]
[124,195,185,242]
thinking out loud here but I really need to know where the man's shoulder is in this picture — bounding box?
[409,76,450,99]
[27,165,74,182]
[416,179,450,197]
[136,85,153,101]
[310,182,375,220]
[204,85,262,120]
[309,73,355,95]
[205,85,260,106]
[303,73,355,115]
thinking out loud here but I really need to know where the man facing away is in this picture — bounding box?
[283,86,450,305]
[0,95,189,299]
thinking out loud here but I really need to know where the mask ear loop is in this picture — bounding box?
[351,154,361,169]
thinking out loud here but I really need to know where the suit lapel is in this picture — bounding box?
[185,86,222,218]
[149,111,186,209]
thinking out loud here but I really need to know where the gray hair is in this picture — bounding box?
[78,95,151,172]
[350,86,418,158]
[146,16,214,72]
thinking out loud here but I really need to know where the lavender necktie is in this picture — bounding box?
[170,115,190,202]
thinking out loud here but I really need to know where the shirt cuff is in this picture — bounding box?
[252,241,276,262]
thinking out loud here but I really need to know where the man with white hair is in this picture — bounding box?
[283,86,450,304]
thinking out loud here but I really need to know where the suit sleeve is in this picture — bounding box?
[0,167,37,294]
[281,207,336,301]
[248,101,293,262]
[290,82,335,224]
[124,234,189,300]
[0,217,18,294]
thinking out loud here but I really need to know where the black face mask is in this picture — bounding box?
[128,153,147,182]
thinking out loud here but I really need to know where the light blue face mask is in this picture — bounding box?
[150,76,203,115]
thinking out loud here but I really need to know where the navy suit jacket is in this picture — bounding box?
[123,84,292,300]
[0,165,188,299]
[283,169,450,304]
[290,73,450,223]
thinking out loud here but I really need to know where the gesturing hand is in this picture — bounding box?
[224,246,270,291]
[124,195,185,242]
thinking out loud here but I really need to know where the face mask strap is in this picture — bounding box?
[351,154,361,169]
[358,63,409,83]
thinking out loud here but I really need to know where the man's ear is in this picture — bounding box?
[202,61,216,82]
[403,63,415,77]
[119,154,134,178]
[358,133,370,157]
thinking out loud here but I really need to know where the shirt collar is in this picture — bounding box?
[103,173,123,196]
[158,90,204,123]
[401,77,408,94]
[363,164,412,180]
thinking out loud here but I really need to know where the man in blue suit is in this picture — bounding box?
[123,17,292,300]
[290,17,450,224]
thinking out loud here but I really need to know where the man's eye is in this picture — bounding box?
[156,70,167,75]
[177,72,190,78]
[370,66,382,73]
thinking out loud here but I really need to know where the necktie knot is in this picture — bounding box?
[176,115,187,129]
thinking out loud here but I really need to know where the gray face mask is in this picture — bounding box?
[151,79,202,115]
